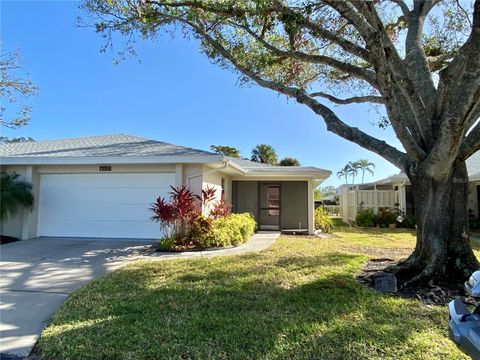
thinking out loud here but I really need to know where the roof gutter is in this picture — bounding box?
[186,160,232,188]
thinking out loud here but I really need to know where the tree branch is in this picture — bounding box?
[270,3,372,62]
[389,0,411,21]
[309,92,384,104]
[177,18,409,170]
[239,23,378,86]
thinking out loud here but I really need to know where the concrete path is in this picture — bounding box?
[141,231,280,260]
[0,232,279,358]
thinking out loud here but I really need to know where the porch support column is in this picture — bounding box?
[21,166,33,240]
[175,164,183,187]
[308,179,314,234]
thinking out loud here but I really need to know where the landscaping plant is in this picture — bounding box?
[0,172,34,221]
[151,186,255,250]
[314,207,333,233]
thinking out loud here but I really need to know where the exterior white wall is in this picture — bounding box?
[183,164,203,198]
[201,168,233,214]
[469,181,479,217]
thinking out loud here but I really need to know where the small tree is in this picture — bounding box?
[251,144,278,165]
[0,172,34,221]
[279,157,300,166]
[355,159,375,184]
[337,165,350,185]
[347,161,359,184]
[210,145,241,158]
[0,136,34,145]
[1,50,38,129]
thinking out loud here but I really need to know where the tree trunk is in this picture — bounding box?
[393,160,479,286]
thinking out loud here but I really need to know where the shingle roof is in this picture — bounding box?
[0,134,331,176]
[0,134,216,158]
[226,156,330,174]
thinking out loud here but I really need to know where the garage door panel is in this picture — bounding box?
[38,220,161,239]
[39,204,158,222]
[40,173,176,188]
[38,173,175,239]
[39,187,171,205]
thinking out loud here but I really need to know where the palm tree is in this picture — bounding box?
[347,161,359,184]
[0,172,34,221]
[251,144,278,165]
[337,164,351,185]
[355,159,375,183]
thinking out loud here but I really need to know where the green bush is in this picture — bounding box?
[158,236,178,250]
[355,208,375,227]
[400,215,416,229]
[314,207,333,233]
[199,213,256,248]
[374,207,398,228]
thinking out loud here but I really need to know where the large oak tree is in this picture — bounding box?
[83,0,480,285]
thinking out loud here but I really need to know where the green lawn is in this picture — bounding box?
[39,226,471,359]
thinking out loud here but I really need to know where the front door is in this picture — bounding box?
[259,183,280,230]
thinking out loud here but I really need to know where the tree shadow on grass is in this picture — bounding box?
[38,251,460,360]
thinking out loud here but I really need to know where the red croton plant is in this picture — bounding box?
[150,185,231,247]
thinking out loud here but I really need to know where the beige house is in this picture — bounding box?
[339,152,480,223]
[0,134,331,239]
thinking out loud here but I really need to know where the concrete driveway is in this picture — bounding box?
[0,237,155,358]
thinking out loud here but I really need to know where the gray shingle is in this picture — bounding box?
[0,134,215,158]
[226,157,329,173]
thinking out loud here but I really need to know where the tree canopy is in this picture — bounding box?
[251,143,278,164]
[0,50,38,129]
[82,0,480,284]
[279,156,300,166]
[210,144,241,157]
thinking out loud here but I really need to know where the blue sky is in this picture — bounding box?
[2,0,402,187]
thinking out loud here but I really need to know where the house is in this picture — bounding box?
[339,151,480,223]
[0,134,331,239]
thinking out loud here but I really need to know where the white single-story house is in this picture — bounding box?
[0,134,331,239]
[339,151,480,223]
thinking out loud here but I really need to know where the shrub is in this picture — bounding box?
[314,207,333,233]
[189,214,213,240]
[355,208,375,227]
[198,213,256,248]
[400,214,416,229]
[0,172,34,221]
[374,207,398,228]
[469,215,480,230]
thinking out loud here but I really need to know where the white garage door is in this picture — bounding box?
[37,173,175,239]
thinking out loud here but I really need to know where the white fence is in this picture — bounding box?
[340,189,398,222]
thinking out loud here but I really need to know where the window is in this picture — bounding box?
[267,185,280,216]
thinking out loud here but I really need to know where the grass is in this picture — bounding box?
[38,226,472,359]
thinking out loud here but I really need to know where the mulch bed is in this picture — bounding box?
[356,258,480,306]
[0,235,20,245]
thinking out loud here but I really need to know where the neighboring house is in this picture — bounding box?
[339,151,480,223]
[0,134,331,239]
